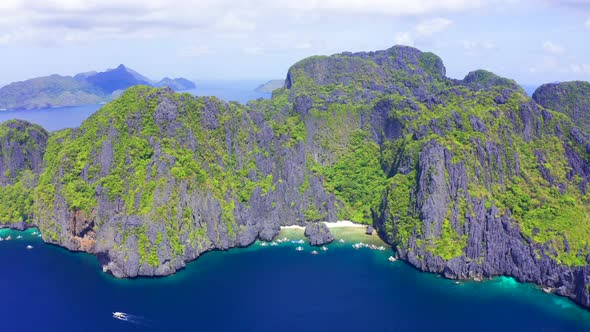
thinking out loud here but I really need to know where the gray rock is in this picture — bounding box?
[304,223,334,246]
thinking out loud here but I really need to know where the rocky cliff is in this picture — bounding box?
[0,120,48,229]
[2,45,590,309]
[533,81,590,133]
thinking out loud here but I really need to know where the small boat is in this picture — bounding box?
[320,246,328,251]
[338,239,345,243]
[6,236,11,241]
[32,231,37,235]
[16,235,22,239]
[270,242,278,246]
[259,242,268,247]
[297,239,304,244]
[113,312,127,320]
[26,245,33,250]
[453,281,460,285]
[311,250,318,255]
[542,287,553,294]
[378,246,386,251]
[295,246,303,251]
[388,256,397,262]
[38,234,42,238]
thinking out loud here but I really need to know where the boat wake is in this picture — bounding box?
[112,312,151,326]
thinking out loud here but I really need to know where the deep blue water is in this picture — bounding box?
[2,228,590,332]
[0,80,271,131]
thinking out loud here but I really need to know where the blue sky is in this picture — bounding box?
[0,0,589,85]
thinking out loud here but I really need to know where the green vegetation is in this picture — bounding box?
[319,130,387,223]
[3,45,590,274]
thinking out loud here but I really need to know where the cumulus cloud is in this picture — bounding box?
[178,45,212,57]
[394,32,415,46]
[461,40,496,56]
[415,18,453,36]
[394,17,453,47]
[570,63,590,75]
[529,54,590,77]
[243,47,264,55]
[543,41,565,54]
[0,0,512,45]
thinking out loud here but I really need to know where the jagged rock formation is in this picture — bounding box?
[0,120,48,229]
[533,81,590,133]
[2,45,590,309]
[304,223,334,246]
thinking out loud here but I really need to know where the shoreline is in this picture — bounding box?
[280,220,367,230]
[2,226,589,315]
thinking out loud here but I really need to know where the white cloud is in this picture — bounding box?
[461,40,496,56]
[394,17,452,47]
[178,45,212,57]
[243,47,264,55]
[394,32,415,46]
[543,41,565,54]
[570,63,590,75]
[529,55,559,73]
[529,55,590,76]
[0,0,512,45]
[214,13,256,32]
[415,18,453,36]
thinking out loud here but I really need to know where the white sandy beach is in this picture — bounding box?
[280,220,366,230]
[324,220,365,228]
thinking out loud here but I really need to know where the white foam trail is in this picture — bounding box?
[113,312,151,326]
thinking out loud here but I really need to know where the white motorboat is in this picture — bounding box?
[113,312,127,320]
[295,246,303,251]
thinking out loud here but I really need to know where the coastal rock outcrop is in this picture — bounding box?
[304,223,334,246]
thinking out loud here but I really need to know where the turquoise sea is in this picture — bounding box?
[1,227,590,331]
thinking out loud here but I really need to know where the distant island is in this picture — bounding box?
[0,65,195,111]
[255,80,284,93]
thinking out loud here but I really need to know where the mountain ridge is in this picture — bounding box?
[0,66,195,110]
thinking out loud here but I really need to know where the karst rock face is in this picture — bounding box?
[3,45,590,309]
[0,120,48,230]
